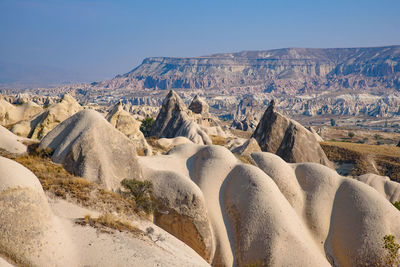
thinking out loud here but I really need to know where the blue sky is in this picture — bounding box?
[0,0,399,82]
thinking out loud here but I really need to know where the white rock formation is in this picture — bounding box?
[106,102,152,156]
[0,157,77,266]
[139,143,400,266]
[0,156,211,267]
[0,125,27,154]
[10,94,82,139]
[0,98,42,126]
[150,90,212,145]
[39,109,142,191]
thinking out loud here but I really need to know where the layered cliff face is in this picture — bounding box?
[95,46,400,94]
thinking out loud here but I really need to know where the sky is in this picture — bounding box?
[0,0,400,84]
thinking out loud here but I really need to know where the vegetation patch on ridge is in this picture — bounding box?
[2,145,144,217]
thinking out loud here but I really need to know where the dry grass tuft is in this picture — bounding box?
[234,153,257,166]
[210,135,227,146]
[75,213,144,235]
[230,128,253,139]
[146,137,171,155]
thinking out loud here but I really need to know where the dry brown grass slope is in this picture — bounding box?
[321,141,400,181]
[3,150,142,217]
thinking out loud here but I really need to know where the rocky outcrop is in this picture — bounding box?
[0,97,42,126]
[252,100,332,167]
[0,157,76,266]
[10,94,82,139]
[140,143,400,266]
[231,137,261,156]
[106,102,152,155]
[40,109,142,191]
[231,116,258,131]
[94,46,400,94]
[189,95,209,114]
[150,90,212,145]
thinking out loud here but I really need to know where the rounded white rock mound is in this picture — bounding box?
[252,152,400,267]
[0,157,77,266]
[140,143,400,266]
[0,125,27,154]
[40,109,142,191]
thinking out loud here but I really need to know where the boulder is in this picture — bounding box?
[40,109,142,191]
[150,90,211,145]
[252,100,332,167]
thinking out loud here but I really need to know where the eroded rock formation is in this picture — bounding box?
[252,100,332,167]
[39,109,142,191]
[150,90,212,145]
[139,143,400,266]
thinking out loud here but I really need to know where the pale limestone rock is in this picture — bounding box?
[40,109,142,191]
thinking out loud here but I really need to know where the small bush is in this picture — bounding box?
[383,234,400,266]
[394,201,400,211]
[348,132,355,139]
[140,117,154,137]
[121,178,155,214]
[27,143,53,158]
[377,140,385,145]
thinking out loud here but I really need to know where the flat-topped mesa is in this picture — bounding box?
[150,90,211,145]
[96,46,400,93]
[252,100,332,167]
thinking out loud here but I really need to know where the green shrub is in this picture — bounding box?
[121,178,155,214]
[140,117,154,137]
[383,234,400,266]
[348,132,355,139]
[394,201,400,211]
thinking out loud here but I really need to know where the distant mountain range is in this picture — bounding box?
[93,45,400,95]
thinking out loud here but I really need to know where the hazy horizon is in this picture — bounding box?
[1,0,400,87]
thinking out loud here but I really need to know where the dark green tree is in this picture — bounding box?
[140,117,154,137]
